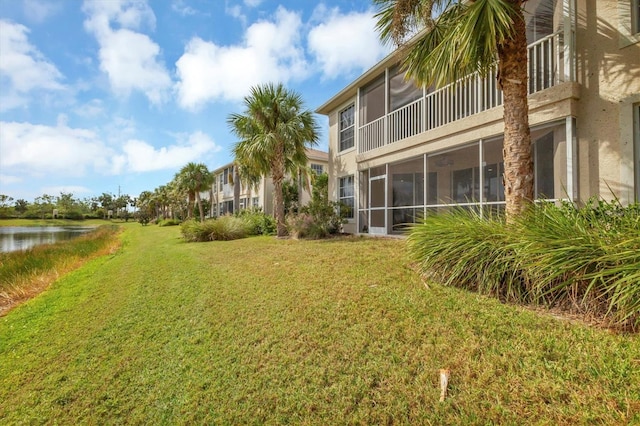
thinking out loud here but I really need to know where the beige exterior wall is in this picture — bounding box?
[320,0,639,235]
[576,0,640,204]
[209,150,329,217]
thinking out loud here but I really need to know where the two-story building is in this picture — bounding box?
[317,0,640,235]
[205,148,329,217]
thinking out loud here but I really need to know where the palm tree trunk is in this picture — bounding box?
[196,191,205,222]
[498,3,534,223]
[272,147,287,237]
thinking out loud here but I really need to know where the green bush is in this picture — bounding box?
[180,216,250,242]
[64,211,85,220]
[234,208,276,236]
[158,218,181,227]
[407,199,640,330]
[286,173,346,239]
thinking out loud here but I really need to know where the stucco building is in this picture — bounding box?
[205,148,329,217]
[317,0,640,235]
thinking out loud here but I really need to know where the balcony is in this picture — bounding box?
[358,30,573,154]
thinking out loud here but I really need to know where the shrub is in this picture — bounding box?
[407,199,640,330]
[234,208,276,236]
[208,216,249,240]
[286,173,346,239]
[64,211,85,220]
[158,218,181,227]
[180,216,249,242]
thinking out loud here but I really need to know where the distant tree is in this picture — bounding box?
[34,194,55,219]
[0,194,14,218]
[228,83,319,237]
[115,194,131,219]
[97,193,115,218]
[175,162,213,222]
[56,192,76,219]
[14,199,28,216]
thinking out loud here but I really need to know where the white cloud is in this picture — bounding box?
[308,7,389,79]
[172,0,197,16]
[23,0,62,23]
[0,120,221,179]
[0,174,22,185]
[42,185,92,196]
[115,131,221,173]
[74,99,105,118]
[244,0,263,7]
[175,7,308,109]
[0,121,111,177]
[82,0,171,104]
[0,20,65,111]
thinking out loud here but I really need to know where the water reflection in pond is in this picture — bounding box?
[0,226,96,253]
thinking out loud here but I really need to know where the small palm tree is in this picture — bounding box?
[374,0,533,221]
[228,83,320,237]
[176,162,214,222]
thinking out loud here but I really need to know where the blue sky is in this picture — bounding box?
[0,0,390,202]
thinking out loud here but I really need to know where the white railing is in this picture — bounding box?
[388,99,423,143]
[359,116,385,153]
[359,31,564,154]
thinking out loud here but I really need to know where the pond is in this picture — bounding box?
[0,226,97,253]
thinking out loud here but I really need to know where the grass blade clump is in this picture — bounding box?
[407,200,640,330]
[0,225,121,313]
[180,216,250,242]
[407,208,523,301]
[518,200,640,327]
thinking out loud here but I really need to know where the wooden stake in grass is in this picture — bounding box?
[439,369,450,402]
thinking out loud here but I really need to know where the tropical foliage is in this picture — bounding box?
[407,199,640,330]
[175,162,214,222]
[180,209,275,242]
[228,83,319,237]
[286,174,347,239]
[374,0,533,221]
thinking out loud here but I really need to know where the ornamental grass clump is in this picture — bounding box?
[407,200,640,330]
[407,208,524,301]
[517,200,640,327]
[180,216,251,242]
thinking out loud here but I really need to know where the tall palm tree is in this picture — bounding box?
[374,0,533,221]
[175,162,214,222]
[228,83,320,237]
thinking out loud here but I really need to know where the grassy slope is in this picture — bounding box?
[0,225,638,424]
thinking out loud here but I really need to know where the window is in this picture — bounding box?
[252,197,260,208]
[339,104,355,151]
[339,175,355,219]
[311,163,324,175]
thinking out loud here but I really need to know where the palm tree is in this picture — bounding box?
[228,83,320,237]
[175,162,214,222]
[374,0,533,221]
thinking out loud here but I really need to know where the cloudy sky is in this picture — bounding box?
[0,0,390,202]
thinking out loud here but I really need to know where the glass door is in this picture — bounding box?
[369,175,387,235]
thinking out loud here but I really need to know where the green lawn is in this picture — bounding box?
[1,224,638,424]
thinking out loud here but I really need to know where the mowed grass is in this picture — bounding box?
[1,225,639,424]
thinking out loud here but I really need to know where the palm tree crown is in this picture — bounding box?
[176,162,213,222]
[228,83,319,237]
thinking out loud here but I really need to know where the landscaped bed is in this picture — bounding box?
[1,224,638,424]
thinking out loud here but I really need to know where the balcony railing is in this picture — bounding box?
[358,31,567,154]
